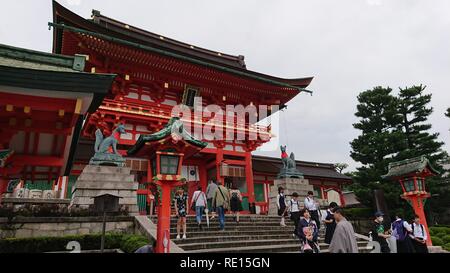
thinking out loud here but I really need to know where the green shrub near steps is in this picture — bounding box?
[0,233,149,253]
[431,236,444,246]
[442,235,450,244]
[429,226,450,235]
[443,243,450,252]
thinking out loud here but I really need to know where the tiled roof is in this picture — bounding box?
[0,43,85,72]
[382,156,440,179]
[252,155,352,181]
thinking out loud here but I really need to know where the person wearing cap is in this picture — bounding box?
[370,211,391,253]
[288,192,302,238]
[328,207,359,253]
[304,191,321,231]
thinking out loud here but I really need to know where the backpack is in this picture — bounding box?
[392,220,409,241]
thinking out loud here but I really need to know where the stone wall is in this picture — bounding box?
[0,216,134,239]
[71,165,139,215]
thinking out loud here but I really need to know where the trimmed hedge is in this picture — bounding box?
[431,236,444,246]
[443,243,450,252]
[0,233,150,253]
[429,226,450,235]
[442,235,450,244]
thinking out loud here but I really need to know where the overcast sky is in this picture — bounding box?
[1,0,449,171]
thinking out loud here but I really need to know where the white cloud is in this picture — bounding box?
[66,0,81,6]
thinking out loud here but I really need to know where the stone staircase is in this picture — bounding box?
[149,215,370,253]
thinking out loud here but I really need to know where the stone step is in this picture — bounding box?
[168,229,325,239]
[73,181,138,190]
[168,225,307,233]
[149,215,294,223]
[160,220,295,227]
[77,172,135,182]
[173,234,294,244]
[82,165,131,174]
[180,239,368,251]
[185,241,367,253]
[172,233,325,244]
[71,189,137,198]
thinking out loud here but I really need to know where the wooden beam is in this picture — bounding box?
[13,155,64,167]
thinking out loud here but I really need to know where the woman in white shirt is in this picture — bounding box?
[191,186,207,230]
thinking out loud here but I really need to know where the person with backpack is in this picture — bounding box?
[229,185,243,224]
[391,214,415,253]
[370,211,391,253]
[212,183,230,231]
[206,180,218,220]
[191,186,207,230]
[410,215,429,253]
[298,208,320,253]
[288,192,302,238]
[276,186,288,227]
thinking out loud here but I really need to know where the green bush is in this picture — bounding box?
[435,232,447,239]
[120,234,149,253]
[0,233,148,253]
[431,236,444,246]
[429,226,450,235]
[442,235,450,244]
[443,243,450,252]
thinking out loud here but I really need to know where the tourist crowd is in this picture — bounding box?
[169,182,429,254]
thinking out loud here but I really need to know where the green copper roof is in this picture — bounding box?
[382,156,440,179]
[0,43,86,72]
[127,117,207,156]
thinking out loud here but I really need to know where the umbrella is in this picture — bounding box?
[205,208,210,227]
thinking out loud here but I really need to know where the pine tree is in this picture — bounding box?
[397,85,446,163]
[349,87,405,209]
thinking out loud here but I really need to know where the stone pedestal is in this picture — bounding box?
[268,177,314,215]
[70,165,139,215]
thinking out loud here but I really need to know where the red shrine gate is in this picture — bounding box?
[51,2,313,213]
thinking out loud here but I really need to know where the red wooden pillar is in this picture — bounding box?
[216,148,224,185]
[198,163,207,192]
[155,182,172,253]
[245,152,255,205]
[339,190,346,207]
[409,195,432,246]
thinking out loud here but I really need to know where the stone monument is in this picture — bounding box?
[268,146,319,215]
[70,124,138,215]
